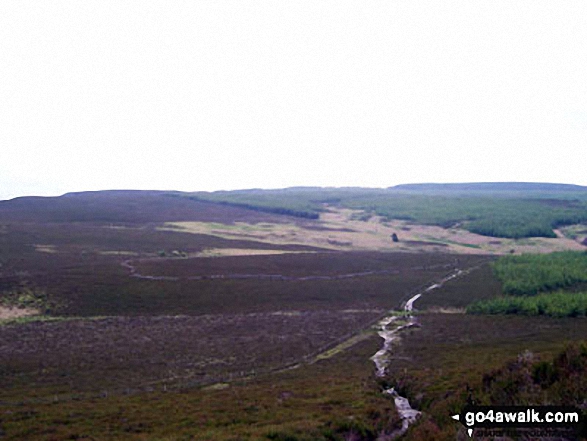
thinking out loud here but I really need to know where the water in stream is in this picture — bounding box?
[371,270,463,438]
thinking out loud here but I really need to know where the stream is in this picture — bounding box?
[122,255,472,437]
[371,269,464,439]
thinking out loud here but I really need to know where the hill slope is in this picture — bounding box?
[0,190,290,224]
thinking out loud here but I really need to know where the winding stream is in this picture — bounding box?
[371,269,464,438]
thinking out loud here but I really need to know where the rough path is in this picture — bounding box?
[121,258,457,282]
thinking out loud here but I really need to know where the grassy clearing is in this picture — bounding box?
[159,220,344,250]
[560,223,587,243]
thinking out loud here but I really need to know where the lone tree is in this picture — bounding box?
[391,233,399,243]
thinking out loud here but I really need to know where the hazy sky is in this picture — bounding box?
[1,1,586,200]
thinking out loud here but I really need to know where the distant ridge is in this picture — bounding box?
[390,182,587,192]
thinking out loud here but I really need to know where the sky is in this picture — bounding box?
[1,1,586,200]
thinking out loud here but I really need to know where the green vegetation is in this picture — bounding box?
[476,342,587,407]
[0,315,77,327]
[0,283,52,313]
[492,251,587,295]
[467,251,587,318]
[342,193,587,239]
[187,189,324,219]
[186,186,587,239]
[467,291,587,317]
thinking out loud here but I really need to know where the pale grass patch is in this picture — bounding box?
[558,224,587,248]
[99,251,140,256]
[158,221,342,250]
[194,248,313,258]
[426,307,466,314]
[269,311,303,316]
[202,383,230,391]
[34,244,57,253]
[313,331,373,361]
[0,306,39,320]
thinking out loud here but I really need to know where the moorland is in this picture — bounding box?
[0,183,586,440]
